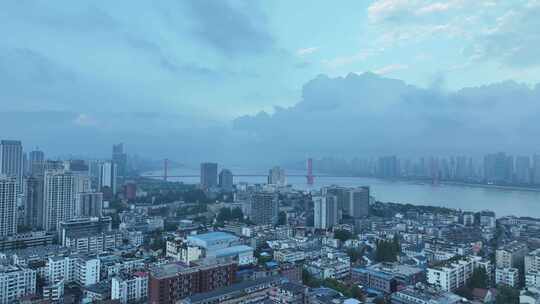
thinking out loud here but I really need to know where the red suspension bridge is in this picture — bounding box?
[141,158,317,185]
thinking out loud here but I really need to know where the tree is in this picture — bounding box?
[350,285,365,301]
[231,207,243,220]
[347,248,363,264]
[496,285,519,304]
[217,208,232,222]
[373,297,386,304]
[302,269,321,287]
[392,233,401,253]
[278,211,287,225]
[334,229,353,242]
[375,239,399,262]
[469,268,489,289]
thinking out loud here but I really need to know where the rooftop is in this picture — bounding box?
[392,285,463,303]
[212,245,253,257]
[188,232,238,244]
[186,276,282,303]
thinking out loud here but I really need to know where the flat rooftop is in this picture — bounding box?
[188,232,238,243]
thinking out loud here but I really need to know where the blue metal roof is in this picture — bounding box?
[213,245,253,257]
[188,232,238,243]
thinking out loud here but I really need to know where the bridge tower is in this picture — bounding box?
[163,158,168,182]
[307,158,314,185]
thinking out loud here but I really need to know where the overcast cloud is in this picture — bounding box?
[1,1,539,165]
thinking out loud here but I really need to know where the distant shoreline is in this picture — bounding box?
[438,180,540,192]
[356,176,540,193]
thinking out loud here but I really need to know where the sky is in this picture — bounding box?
[1,0,540,164]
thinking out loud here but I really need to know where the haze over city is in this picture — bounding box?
[2,0,540,165]
[2,1,540,304]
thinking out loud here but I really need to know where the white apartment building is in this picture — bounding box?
[496,241,528,269]
[526,271,540,288]
[166,239,202,263]
[43,170,75,232]
[0,176,17,237]
[313,195,338,230]
[45,255,100,287]
[427,256,482,291]
[0,265,36,304]
[111,272,148,304]
[305,252,351,280]
[274,249,306,263]
[496,268,519,287]
[526,249,540,273]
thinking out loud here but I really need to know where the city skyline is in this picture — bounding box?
[2,2,540,303]
[1,1,540,163]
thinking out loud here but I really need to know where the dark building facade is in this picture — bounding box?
[149,259,237,304]
[200,163,218,189]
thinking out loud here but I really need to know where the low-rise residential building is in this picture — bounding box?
[495,267,519,287]
[427,256,480,291]
[495,241,528,269]
[111,271,149,304]
[305,252,350,280]
[43,279,64,302]
[390,284,463,304]
[351,263,425,294]
[45,254,100,287]
[274,249,305,263]
[526,248,540,274]
[269,282,309,304]
[0,265,36,304]
[179,276,283,304]
[526,271,540,288]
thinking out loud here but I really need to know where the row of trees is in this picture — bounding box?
[375,235,400,262]
[301,271,364,301]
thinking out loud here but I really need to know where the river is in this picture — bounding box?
[147,167,540,218]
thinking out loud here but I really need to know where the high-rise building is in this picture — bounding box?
[0,140,23,189]
[349,186,370,218]
[533,155,540,185]
[124,182,137,200]
[0,176,17,237]
[484,152,513,183]
[99,162,117,195]
[200,163,218,189]
[377,156,399,178]
[29,149,45,177]
[249,192,279,225]
[324,186,350,217]
[218,169,233,192]
[515,156,531,184]
[43,170,75,232]
[112,143,128,182]
[268,166,286,186]
[455,156,468,180]
[25,176,44,229]
[314,195,338,229]
[77,192,103,217]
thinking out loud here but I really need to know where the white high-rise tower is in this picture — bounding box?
[0,176,17,236]
[43,170,75,232]
[0,140,23,190]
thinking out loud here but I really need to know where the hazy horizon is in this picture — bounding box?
[2,1,540,165]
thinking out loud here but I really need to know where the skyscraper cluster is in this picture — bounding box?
[319,186,370,228]
[0,139,128,236]
[200,162,234,192]
[315,153,540,186]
